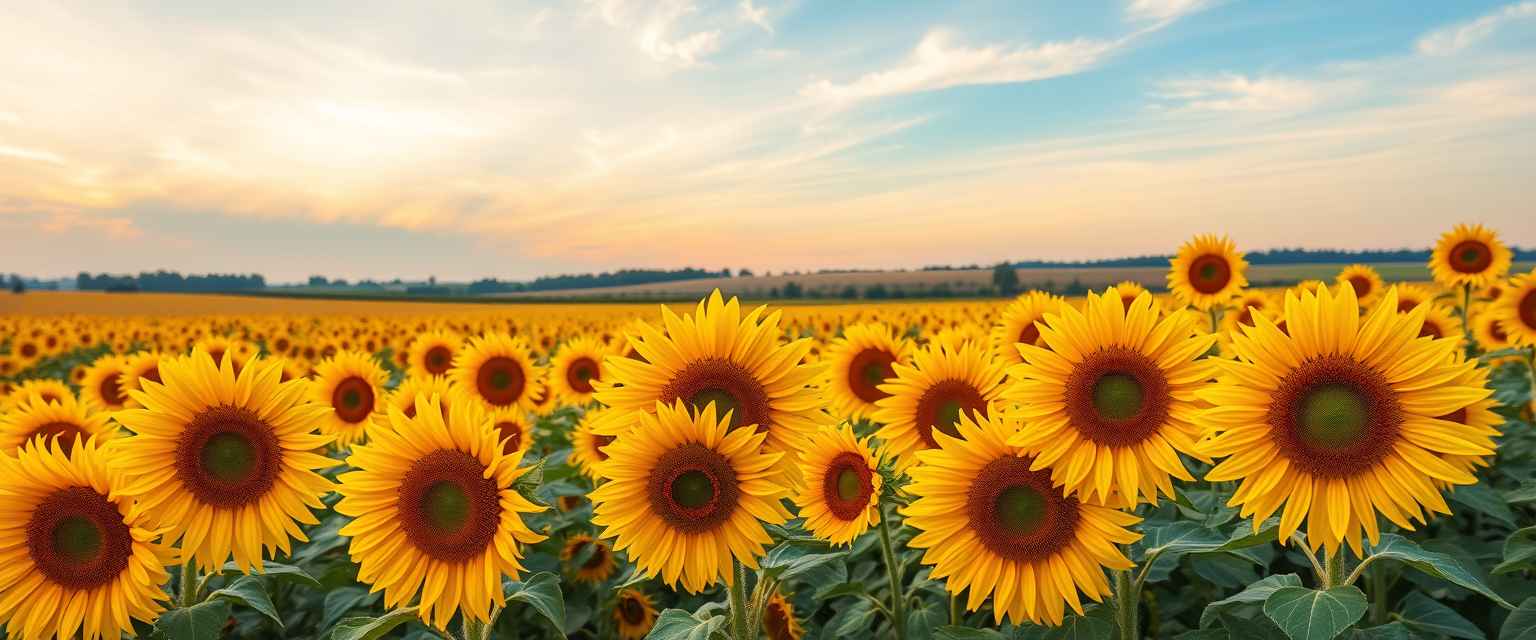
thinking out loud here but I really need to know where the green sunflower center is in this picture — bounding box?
[1298,384,1369,448]
[934,399,966,438]
[835,468,863,501]
[1092,374,1144,421]
[861,362,887,387]
[423,481,472,532]
[52,515,104,564]
[995,485,1047,535]
[342,388,362,407]
[689,388,740,423]
[201,432,258,483]
[671,470,716,509]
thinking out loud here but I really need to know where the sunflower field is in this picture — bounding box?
[1,224,1535,640]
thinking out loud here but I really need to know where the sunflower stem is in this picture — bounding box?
[178,557,201,608]
[1322,549,1346,589]
[462,616,488,640]
[728,561,751,640]
[877,504,909,639]
[1368,563,1391,625]
[1114,567,1140,640]
[1460,283,1473,345]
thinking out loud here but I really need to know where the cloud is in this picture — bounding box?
[35,212,141,239]
[740,0,773,34]
[1417,1,1536,56]
[1151,74,1331,113]
[1125,0,1212,24]
[639,28,722,65]
[0,145,65,164]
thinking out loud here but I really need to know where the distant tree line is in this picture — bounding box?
[526,268,730,292]
[77,271,266,292]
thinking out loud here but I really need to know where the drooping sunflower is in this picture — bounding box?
[871,340,1007,465]
[1429,223,1512,290]
[1004,289,1214,507]
[1198,284,1495,557]
[117,351,168,409]
[336,394,547,629]
[0,394,117,455]
[0,439,176,640]
[1168,234,1248,310]
[614,588,659,640]
[793,423,882,545]
[1336,264,1385,305]
[823,323,914,421]
[112,351,337,572]
[550,337,610,405]
[593,291,822,458]
[561,533,618,584]
[762,592,805,640]
[1491,268,1536,345]
[407,329,462,379]
[451,333,546,413]
[589,401,790,593]
[990,292,1065,367]
[309,351,388,448]
[79,355,132,412]
[488,407,533,457]
[904,410,1140,626]
[570,408,616,479]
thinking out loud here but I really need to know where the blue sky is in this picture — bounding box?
[1,1,1533,282]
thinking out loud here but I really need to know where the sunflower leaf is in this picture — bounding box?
[1397,591,1485,639]
[644,609,727,640]
[207,576,282,630]
[1348,622,1414,639]
[321,587,380,630]
[1366,534,1513,608]
[1200,573,1303,628]
[217,561,322,589]
[1262,585,1367,640]
[1495,527,1536,575]
[504,571,566,636]
[934,626,1006,640]
[328,606,419,640]
[155,599,233,640]
[1502,597,1536,640]
[1449,483,1518,527]
[759,540,843,581]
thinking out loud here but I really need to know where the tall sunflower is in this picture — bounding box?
[1004,289,1214,508]
[904,410,1140,626]
[570,408,617,479]
[1336,264,1385,305]
[407,329,462,379]
[1491,268,1536,345]
[1168,234,1248,310]
[990,292,1065,367]
[1429,223,1512,290]
[871,340,1007,465]
[793,423,882,545]
[0,439,176,640]
[488,407,533,457]
[309,351,388,448]
[550,337,611,405]
[561,533,618,584]
[1436,354,1502,480]
[589,401,790,593]
[1198,284,1495,557]
[614,588,659,640]
[118,351,168,409]
[335,394,547,629]
[0,394,117,455]
[79,355,132,412]
[112,351,337,572]
[822,322,914,421]
[381,374,455,421]
[451,333,546,413]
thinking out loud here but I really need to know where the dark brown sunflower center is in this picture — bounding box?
[1419,319,1446,339]
[29,421,90,451]
[1519,290,1536,330]
[1268,355,1403,477]
[495,421,524,455]
[1189,255,1232,294]
[1063,347,1171,447]
[1018,322,1041,347]
[99,375,125,406]
[659,358,771,433]
[331,376,375,424]
[966,455,1078,562]
[566,357,600,394]
[1489,319,1509,343]
[424,345,453,375]
[847,347,898,404]
[20,343,38,358]
[1348,276,1373,297]
[619,595,647,625]
[27,486,133,590]
[397,449,502,562]
[913,379,988,448]
[1450,241,1492,274]
[475,356,527,407]
[647,443,739,533]
[593,434,615,461]
[175,406,282,508]
[822,452,874,521]
[571,539,610,570]
[763,600,796,640]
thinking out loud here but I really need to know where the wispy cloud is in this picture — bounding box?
[1417,1,1536,56]
[0,145,65,164]
[739,0,773,34]
[1124,0,1212,24]
[1151,74,1333,113]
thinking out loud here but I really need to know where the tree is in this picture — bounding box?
[10,275,24,294]
[782,281,803,298]
[991,262,1020,296]
[737,268,755,278]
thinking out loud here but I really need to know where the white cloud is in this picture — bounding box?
[0,145,65,164]
[639,27,722,66]
[1417,1,1536,56]
[1152,74,1329,113]
[740,0,773,34]
[1125,0,1211,24]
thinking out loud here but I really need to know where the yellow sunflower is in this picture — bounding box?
[871,340,1007,465]
[561,534,618,584]
[118,351,168,409]
[1110,281,1150,311]
[1491,268,1536,345]
[593,291,822,458]
[381,374,455,422]
[407,329,462,379]
[550,337,611,405]
[1415,303,1464,347]
[335,394,547,629]
[79,355,132,412]
[488,407,533,457]
[1393,284,1442,313]
[451,333,546,413]
[823,322,914,421]
[0,439,176,640]
[589,401,790,593]
[1471,311,1513,352]
[0,394,117,455]
[1429,223,1512,290]
[570,409,616,479]
[1336,264,1385,305]
[1221,291,1277,336]
[614,588,659,640]
[1168,234,1248,310]
[309,351,388,448]
[1436,355,1502,480]
[990,292,1066,367]
[793,423,882,545]
[112,351,337,572]
[904,410,1140,626]
[1198,284,1496,557]
[4,378,74,408]
[762,592,805,640]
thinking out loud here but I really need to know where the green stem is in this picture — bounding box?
[1114,568,1139,640]
[178,557,201,608]
[462,617,488,640]
[1460,284,1473,344]
[877,505,909,639]
[949,593,961,626]
[728,561,751,640]
[1209,307,1221,335]
[1322,549,1346,589]
[1368,564,1390,625]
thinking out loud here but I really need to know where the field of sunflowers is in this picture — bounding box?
[1,224,1534,640]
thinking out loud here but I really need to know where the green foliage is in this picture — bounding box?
[1262,586,1367,640]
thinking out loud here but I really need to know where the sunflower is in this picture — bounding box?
[0,394,117,455]
[593,291,822,459]
[1429,223,1512,290]
[1004,288,1213,507]
[589,401,790,593]
[112,351,337,572]
[1471,311,1513,352]
[309,351,388,449]
[5,378,74,408]
[990,292,1066,368]
[0,439,176,640]
[488,407,533,457]
[1336,264,1385,305]
[1415,304,1464,347]
[407,329,462,379]
[793,423,882,545]
[1198,284,1495,557]
[871,340,1007,465]
[117,351,168,409]
[381,375,455,422]
[570,408,617,479]
[1168,234,1248,310]
[1221,291,1276,335]
[79,355,132,412]
[561,534,618,584]
[1436,355,1502,480]
[1490,268,1536,345]
[451,333,546,413]
[550,337,610,405]
[762,592,805,640]
[335,394,547,629]
[904,410,1140,626]
[823,323,914,421]
[192,336,256,372]
[614,588,659,640]
[1393,284,1442,313]
[1110,281,1150,311]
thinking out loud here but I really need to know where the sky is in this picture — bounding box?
[2,1,1535,283]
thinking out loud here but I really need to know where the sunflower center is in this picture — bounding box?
[847,347,898,404]
[99,375,125,406]
[21,343,38,358]
[1269,355,1403,477]
[27,486,132,590]
[30,421,90,451]
[1297,385,1370,448]
[1065,347,1171,448]
[424,346,452,374]
[966,455,1078,562]
[594,434,615,461]
[619,596,647,625]
[1018,322,1041,346]
[1519,290,1536,330]
[763,600,796,640]
[995,485,1047,535]
[495,421,523,455]
[331,376,375,424]
[475,356,527,407]
[913,379,988,448]
[648,443,740,533]
[822,452,875,521]
[1419,320,1445,339]
[1189,254,1232,294]
[689,389,739,422]
[1092,374,1144,421]
[176,406,282,507]
[567,357,600,394]
[1450,240,1492,274]
[836,469,862,501]
[397,449,502,561]
[1348,276,1373,297]
[660,358,772,433]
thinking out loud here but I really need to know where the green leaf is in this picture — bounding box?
[217,561,322,589]
[1398,591,1484,640]
[934,627,1006,640]
[1138,521,1230,582]
[1449,483,1518,527]
[1201,574,1304,628]
[1367,534,1513,608]
[1262,586,1367,640]
[506,571,566,636]
[155,599,233,640]
[907,603,945,639]
[1506,482,1536,505]
[815,581,868,600]
[322,586,380,630]
[207,576,281,629]
[1349,622,1413,639]
[1503,597,1536,640]
[1041,613,1116,639]
[1495,527,1536,575]
[514,458,548,505]
[1219,518,1282,552]
[759,541,845,581]
[826,599,877,635]
[644,609,726,640]
[329,607,419,640]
